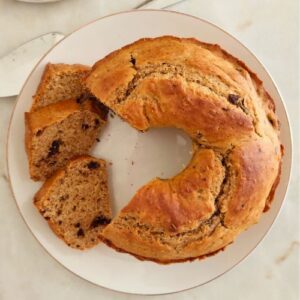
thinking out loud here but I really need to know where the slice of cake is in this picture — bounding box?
[31,63,91,111]
[25,98,107,181]
[34,155,112,249]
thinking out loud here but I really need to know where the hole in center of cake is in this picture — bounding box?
[92,114,193,212]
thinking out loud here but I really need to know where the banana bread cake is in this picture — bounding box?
[85,36,282,263]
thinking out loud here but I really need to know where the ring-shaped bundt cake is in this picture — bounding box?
[85,36,282,263]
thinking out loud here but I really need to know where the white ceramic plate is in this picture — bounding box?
[7,10,292,295]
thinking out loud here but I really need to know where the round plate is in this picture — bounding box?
[7,10,292,295]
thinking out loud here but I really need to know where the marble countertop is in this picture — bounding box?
[0,0,299,299]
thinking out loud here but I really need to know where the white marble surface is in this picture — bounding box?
[0,0,299,299]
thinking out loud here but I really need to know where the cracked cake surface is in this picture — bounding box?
[84,36,282,263]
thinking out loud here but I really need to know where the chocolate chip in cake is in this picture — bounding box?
[76,94,85,104]
[130,55,136,66]
[59,194,68,201]
[94,119,100,127]
[74,223,81,228]
[228,94,240,105]
[36,129,43,136]
[90,215,111,228]
[77,228,85,237]
[87,161,100,170]
[48,139,62,157]
[81,123,90,130]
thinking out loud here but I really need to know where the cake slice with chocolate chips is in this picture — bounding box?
[25,98,107,181]
[31,63,91,111]
[34,155,112,249]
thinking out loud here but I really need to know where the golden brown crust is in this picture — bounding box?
[100,235,228,264]
[27,98,106,132]
[26,99,81,131]
[263,145,284,212]
[85,36,282,263]
[101,139,280,262]
[86,35,276,113]
[85,36,278,147]
[122,149,224,230]
[221,139,280,229]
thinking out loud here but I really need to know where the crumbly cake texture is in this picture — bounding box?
[34,155,112,249]
[85,36,282,263]
[25,98,107,181]
[31,63,91,111]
